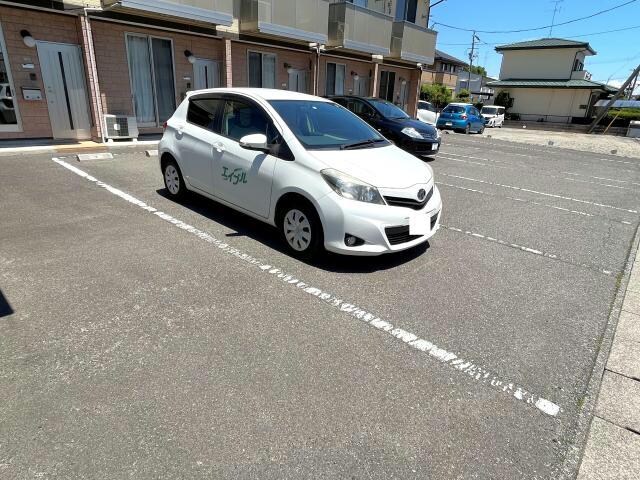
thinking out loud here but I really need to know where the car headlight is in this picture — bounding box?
[401,127,423,139]
[321,169,385,205]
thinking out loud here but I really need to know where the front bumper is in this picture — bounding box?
[317,185,442,256]
[401,137,441,156]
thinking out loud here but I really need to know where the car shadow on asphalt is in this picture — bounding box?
[156,189,429,274]
[0,290,14,318]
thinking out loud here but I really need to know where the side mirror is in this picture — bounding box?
[239,133,269,152]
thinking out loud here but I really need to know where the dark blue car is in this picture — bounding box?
[436,103,485,134]
[329,96,441,157]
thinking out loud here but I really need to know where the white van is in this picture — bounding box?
[480,105,505,127]
[159,88,442,259]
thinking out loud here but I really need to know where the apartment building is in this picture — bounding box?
[0,0,437,142]
[487,38,616,123]
[456,72,496,103]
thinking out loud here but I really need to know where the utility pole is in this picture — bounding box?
[467,31,479,102]
[628,69,639,99]
[588,64,640,133]
[549,0,563,36]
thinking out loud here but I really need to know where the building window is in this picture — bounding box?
[248,51,276,88]
[378,70,395,101]
[326,62,345,95]
[395,0,418,22]
[573,59,584,72]
[0,23,21,132]
[126,34,176,127]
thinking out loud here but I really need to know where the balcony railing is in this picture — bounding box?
[101,0,234,26]
[239,0,329,44]
[390,21,436,64]
[328,2,393,56]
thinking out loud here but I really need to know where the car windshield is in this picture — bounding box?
[418,102,432,110]
[443,105,466,114]
[481,107,497,115]
[269,100,386,150]
[367,98,410,119]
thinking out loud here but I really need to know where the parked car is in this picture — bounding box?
[0,83,16,124]
[480,105,505,127]
[328,96,441,157]
[436,103,485,134]
[159,88,442,259]
[417,100,439,125]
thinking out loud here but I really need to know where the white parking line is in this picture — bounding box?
[52,157,562,418]
[440,225,614,276]
[439,173,639,214]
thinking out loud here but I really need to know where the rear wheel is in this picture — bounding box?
[277,201,324,260]
[163,158,186,199]
[478,125,485,134]
[464,123,471,134]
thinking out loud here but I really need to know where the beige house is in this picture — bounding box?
[0,0,437,142]
[487,38,616,124]
[421,49,466,93]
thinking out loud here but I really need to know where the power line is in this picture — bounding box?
[436,24,640,47]
[431,0,637,34]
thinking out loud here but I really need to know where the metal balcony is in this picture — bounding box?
[101,0,234,26]
[390,21,437,64]
[239,0,330,44]
[328,2,393,56]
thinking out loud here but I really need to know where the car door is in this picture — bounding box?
[176,96,224,194]
[470,107,482,130]
[213,96,278,218]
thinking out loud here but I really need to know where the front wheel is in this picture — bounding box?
[278,202,324,260]
[478,125,485,134]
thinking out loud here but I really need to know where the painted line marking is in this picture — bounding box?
[436,182,634,226]
[51,157,562,418]
[562,171,640,187]
[439,173,638,214]
[440,225,614,276]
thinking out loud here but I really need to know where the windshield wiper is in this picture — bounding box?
[340,138,385,150]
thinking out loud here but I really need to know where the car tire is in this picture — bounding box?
[478,125,485,134]
[465,123,471,134]
[277,200,324,260]
[162,157,186,200]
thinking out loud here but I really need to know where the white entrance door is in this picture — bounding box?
[288,69,307,93]
[193,59,220,90]
[37,41,91,139]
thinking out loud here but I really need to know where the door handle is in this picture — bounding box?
[175,123,185,134]
[213,142,225,153]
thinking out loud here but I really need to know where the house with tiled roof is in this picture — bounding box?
[487,38,616,123]
[421,49,467,92]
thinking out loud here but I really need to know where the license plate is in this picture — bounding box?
[431,143,438,150]
[445,122,452,126]
[409,215,429,235]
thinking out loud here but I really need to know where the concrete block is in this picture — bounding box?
[595,371,640,432]
[76,152,113,162]
[577,416,640,479]
[145,149,159,157]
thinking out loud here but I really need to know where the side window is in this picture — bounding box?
[351,100,375,116]
[187,97,222,132]
[470,107,479,116]
[221,99,276,143]
[498,107,505,116]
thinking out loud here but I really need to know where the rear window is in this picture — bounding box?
[443,105,466,114]
[187,98,223,132]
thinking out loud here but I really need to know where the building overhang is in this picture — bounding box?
[102,0,234,26]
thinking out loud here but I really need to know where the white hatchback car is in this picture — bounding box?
[480,105,505,127]
[159,88,442,259]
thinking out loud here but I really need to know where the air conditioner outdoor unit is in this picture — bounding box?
[103,114,139,141]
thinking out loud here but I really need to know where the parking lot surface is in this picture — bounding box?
[1,134,639,478]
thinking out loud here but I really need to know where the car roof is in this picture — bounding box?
[187,88,330,102]
[448,102,472,106]
[481,105,502,108]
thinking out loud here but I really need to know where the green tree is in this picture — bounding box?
[494,90,513,110]
[420,83,452,108]
[463,65,487,77]
[456,88,470,101]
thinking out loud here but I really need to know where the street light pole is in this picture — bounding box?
[468,31,478,102]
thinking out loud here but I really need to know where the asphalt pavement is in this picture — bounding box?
[1,133,639,479]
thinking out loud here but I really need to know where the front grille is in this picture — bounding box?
[384,186,433,210]
[385,225,422,245]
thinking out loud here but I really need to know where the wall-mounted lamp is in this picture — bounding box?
[284,62,294,74]
[21,30,36,48]
[351,71,360,81]
[401,78,407,86]
[184,49,196,64]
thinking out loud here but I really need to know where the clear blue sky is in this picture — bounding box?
[429,0,640,91]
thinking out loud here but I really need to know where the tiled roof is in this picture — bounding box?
[495,38,596,55]
[486,78,616,92]
[434,49,467,66]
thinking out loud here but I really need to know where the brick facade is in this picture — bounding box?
[318,55,374,97]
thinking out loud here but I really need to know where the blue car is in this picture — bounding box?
[436,103,485,134]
